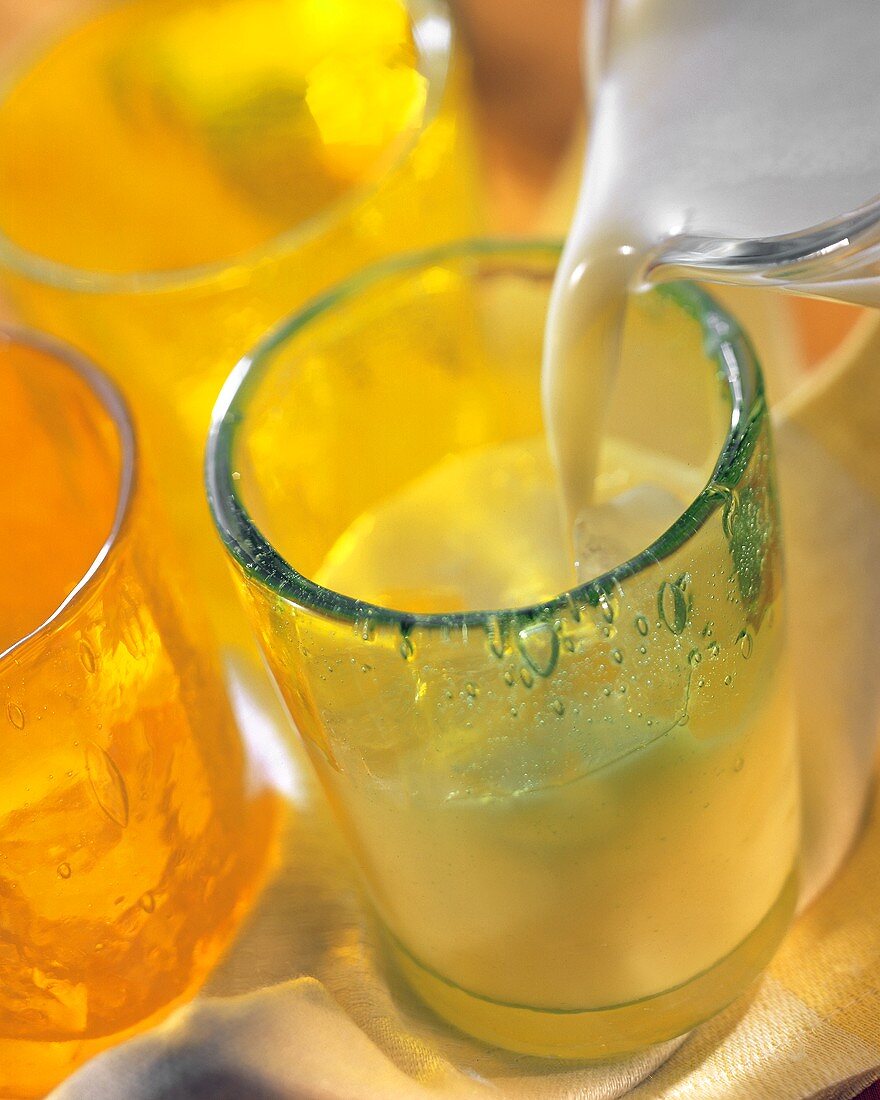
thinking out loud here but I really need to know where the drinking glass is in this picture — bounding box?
[0,0,474,648]
[0,328,278,1098]
[207,240,799,1059]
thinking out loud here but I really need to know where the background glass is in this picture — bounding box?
[207,241,799,1059]
[0,329,278,1098]
[0,0,475,649]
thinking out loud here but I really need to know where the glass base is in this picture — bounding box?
[390,869,797,1060]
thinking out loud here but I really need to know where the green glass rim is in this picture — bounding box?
[0,325,137,663]
[205,237,766,630]
[0,0,453,294]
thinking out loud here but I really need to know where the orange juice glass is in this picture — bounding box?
[0,328,278,1098]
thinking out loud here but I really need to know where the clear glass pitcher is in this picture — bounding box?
[645,198,880,307]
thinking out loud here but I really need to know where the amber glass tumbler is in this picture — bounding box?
[0,329,278,1097]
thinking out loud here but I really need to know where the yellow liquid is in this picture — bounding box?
[310,439,799,1057]
[0,0,430,273]
[0,0,474,649]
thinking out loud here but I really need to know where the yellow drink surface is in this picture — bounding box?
[0,0,428,273]
[311,439,798,1040]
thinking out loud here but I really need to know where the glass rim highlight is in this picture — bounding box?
[0,0,455,295]
[205,237,767,630]
[0,325,136,663]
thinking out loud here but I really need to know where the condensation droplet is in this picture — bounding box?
[57,862,71,879]
[734,757,745,772]
[399,636,415,661]
[85,743,129,828]
[563,636,576,653]
[551,698,565,716]
[698,677,706,688]
[708,641,721,658]
[688,648,702,666]
[78,639,97,675]
[597,589,618,624]
[516,621,559,678]
[635,615,649,637]
[658,580,688,635]
[503,670,515,687]
[486,616,506,659]
[139,891,156,913]
[738,629,754,660]
[638,645,647,655]
[724,674,733,686]
[6,703,24,730]
[520,667,534,689]
[611,648,624,664]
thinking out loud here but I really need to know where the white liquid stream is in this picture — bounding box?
[546,0,880,530]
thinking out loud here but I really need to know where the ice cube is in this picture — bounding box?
[574,483,684,583]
